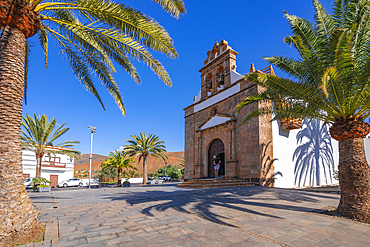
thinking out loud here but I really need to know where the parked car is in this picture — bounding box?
[156,178,165,184]
[81,179,99,186]
[157,175,171,182]
[147,177,165,185]
[147,177,156,185]
[24,177,34,189]
[146,177,165,185]
[57,178,83,188]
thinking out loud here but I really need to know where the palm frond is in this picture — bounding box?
[24,41,33,105]
[152,0,186,19]
[38,26,49,68]
[37,0,178,58]
[44,25,108,111]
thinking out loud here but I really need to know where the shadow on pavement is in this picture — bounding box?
[102,185,339,227]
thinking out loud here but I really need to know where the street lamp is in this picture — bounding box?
[87,126,96,189]
[164,162,167,176]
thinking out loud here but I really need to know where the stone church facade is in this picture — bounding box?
[184,40,276,185]
[184,40,347,188]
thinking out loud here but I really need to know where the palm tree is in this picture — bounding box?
[100,150,136,186]
[98,165,118,182]
[236,0,370,222]
[0,0,185,244]
[22,114,81,179]
[293,119,334,187]
[124,133,167,184]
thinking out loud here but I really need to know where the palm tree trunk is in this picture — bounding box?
[117,168,122,186]
[337,138,370,223]
[143,155,147,184]
[0,26,42,246]
[35,156,42,178]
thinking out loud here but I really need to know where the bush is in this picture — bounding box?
[31,177,52,192]
[37,184,50,188]
[155,164,181,179]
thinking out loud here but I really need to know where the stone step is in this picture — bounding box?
[177,182,256,188]
[184,178,255,184]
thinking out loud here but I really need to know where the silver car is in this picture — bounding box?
[57,178,83,188]
[24,177,34,189]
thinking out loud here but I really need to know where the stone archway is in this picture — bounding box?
[208,139,225,177]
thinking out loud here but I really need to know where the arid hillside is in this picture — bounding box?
[74,151,184,174]
[74,154,107,167]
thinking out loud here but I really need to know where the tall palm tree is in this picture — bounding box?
[22,114,81,179]
[236,0,370,223]
[124,133,167,184]
[0,1,185,244]
[101,150,136,186]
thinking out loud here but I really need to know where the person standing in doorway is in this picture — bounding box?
[214,156,221,178]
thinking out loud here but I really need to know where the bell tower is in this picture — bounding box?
[199,40,238,100]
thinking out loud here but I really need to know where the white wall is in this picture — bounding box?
[273,119,339,188]
[129,178,143,184]
[194,83,240,113]
[22,150,74,184]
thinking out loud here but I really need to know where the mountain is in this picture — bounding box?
[74,154,108,167]
[74,151,184,174]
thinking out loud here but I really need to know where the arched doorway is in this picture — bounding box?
[208,139,225,178]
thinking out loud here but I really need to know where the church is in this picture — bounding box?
[184,40,347,188]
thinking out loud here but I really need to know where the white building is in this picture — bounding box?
[22,149,75,188]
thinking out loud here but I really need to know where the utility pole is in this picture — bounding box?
[87,126,96,189]
[164,162,167,176]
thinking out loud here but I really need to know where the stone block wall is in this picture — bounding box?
[184,41,274,184]
[184,77,274,182]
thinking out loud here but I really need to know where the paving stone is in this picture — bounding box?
[225,232,250,243]
[289,236,317,247]
[315,236,348,247]
[166,228,190,237]
[104,235,134,245]
[52,238,88,247]
[117,229,146,237]
[59,230,84,238]
[87,234,118,243]
[29,186,370,247]
[67,231,100,241]
[272,234,296,244]
[77,242,119,247]
[302,231,328,242]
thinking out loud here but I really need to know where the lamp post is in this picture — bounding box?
[164,162,167,176]
[87,126,96,189]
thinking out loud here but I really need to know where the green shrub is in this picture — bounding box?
[31,177,52,191]
[37,184,50,188]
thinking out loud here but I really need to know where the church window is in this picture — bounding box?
[210,106,217,116]
[217,66,225,89]
[206,74,213,92]
[218,72,225,87]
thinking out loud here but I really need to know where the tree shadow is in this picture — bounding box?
[102,185,338,227]
[259,141,281,186]
[293,119,334,187]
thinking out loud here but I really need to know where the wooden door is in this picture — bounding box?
[50,175,58,188]
[208,139,224,177]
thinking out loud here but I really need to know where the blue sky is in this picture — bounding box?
[23,0,333,155]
